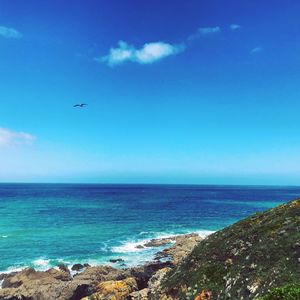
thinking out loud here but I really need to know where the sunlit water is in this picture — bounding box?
[0,183,299,272]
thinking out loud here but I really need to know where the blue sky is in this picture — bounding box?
[0,0,300,184]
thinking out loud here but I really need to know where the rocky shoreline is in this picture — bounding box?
[0,233,204,300]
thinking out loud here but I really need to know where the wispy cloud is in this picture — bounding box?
[198,26,221,35]
[100,41,184,66]
[230,24,241,31]
[0,128,36,147]
[251,46,263,54]
[0,26,22,39]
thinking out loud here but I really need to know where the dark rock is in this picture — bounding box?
[129,261,173,290]
[135,245,144,249]
[71,264,85,271]
[109,258,124,263]
[58,263,70,274]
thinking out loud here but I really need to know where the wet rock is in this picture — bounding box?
[136,245,144,249]
[72,264,85,271]
[58,264,70,274]
[109,258,124,263]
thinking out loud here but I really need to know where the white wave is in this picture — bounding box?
[111,239,151,253]
[194,230,215,238]
[32,258,52,271]
[33,259,50,267]
[1,235,8,238]
[112,229,215,254]
[0,266,25,274]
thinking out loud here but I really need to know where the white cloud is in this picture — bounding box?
[198,26,221,35]
[251,47,263,54]
[0,26,22,39]
[0,128,36,147]
[230,24,241,31]
[101,41,184,66]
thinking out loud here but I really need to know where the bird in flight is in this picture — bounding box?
[73,103,87,108]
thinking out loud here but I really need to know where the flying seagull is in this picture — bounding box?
[73,103,87,108]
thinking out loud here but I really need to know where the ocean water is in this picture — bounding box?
[0,183,299,273]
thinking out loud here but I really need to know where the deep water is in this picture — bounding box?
[0,183,299,272]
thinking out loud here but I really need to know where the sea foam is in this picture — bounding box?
[111,230,214,254]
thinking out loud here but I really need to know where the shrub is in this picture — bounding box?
[259,283,300,300]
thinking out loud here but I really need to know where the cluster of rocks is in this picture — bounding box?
[0,233,203,300]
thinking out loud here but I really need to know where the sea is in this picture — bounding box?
[0,183,299,273]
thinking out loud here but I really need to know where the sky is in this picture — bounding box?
[0,0,300,184]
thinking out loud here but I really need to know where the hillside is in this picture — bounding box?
[162,198,300,299]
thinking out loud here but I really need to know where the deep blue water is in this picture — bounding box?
[0,184,299,272]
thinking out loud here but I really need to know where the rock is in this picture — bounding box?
[0,265,131,300]
[155,234,203,264]
[58,264,70,274]
[144,238,174,248]
[45,267,72,281]
[81,277,137,300]
[74,266,130,284]
[71,263,91,272]
[109,258,124,263]
[130,261,173,290]
[2,268,57,289]
[147,267,171,299]
[135,245,144,249]
[72,264,85,271]
[130,288,149,300]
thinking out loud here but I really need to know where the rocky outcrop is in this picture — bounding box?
[147,267,172,299]
[155,233,203,264]
[0,266,130,300]
[81,277,137,300]
[71,264,91,272]
[0,232,205,300]
[129,261,173,290]
[129,288,149,300]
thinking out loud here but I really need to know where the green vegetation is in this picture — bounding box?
[259,283,300,300]
[163,199,300,299]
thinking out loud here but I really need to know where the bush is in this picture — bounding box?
[259,283,300,300]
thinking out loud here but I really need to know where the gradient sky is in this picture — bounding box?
[0,0,300,184]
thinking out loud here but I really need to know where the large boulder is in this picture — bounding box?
[81,277,137,300]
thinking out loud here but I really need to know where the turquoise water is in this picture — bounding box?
[0,184,299,272]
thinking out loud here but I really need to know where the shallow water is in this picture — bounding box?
[0,183,299,272]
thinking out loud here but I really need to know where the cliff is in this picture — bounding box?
[162,198,300,299]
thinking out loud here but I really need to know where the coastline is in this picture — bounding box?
[0,231,207,299]
[0,230,214,275]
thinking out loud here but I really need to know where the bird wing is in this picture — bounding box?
[73,104,80,107]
